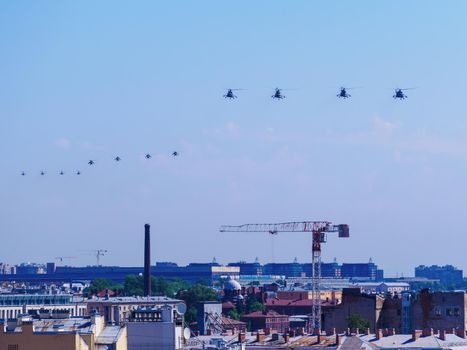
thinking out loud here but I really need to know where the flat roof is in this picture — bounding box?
[87,296,182,304]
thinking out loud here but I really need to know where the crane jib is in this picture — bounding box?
[219,222,349,237]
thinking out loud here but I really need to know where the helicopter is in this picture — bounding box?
[114,156,121,162]
[337,87,351,98]
[88,160,95,165]
[21,171,26,176]
[172,151,178,157]
[40,171,45,176]
[337,86,363,99]
[393,88,416,100]
[271,88,285,100]
[145,154,152,159]
[59,171,64,175]
[223,89,244,99]
[76,171,81,175]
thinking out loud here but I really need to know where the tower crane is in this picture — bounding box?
[220,221,349,331]
[84,250,108,266]
[54,256,77,264]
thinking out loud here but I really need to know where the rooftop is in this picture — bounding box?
[185,333,467,350]
[95,325,125,344]
[87,296,181,304]
[6,318,93,334]
[358,333,467,349]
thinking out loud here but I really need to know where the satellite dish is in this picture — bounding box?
[176,303,187,315]
[183,327,191,340]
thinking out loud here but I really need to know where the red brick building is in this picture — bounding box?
[240,310,289,333]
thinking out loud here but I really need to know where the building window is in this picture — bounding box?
[434,307,442,316]
[454,307,460,316]
[8,345,18,350]
[446,308,452,316]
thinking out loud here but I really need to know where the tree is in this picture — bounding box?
[122,275,190,297]
[248,301,265,313]
[176,284,218,323]
[164,278,190,297]
[123,275,144,296]
[84,278,122,297]
[245,294,264,313]
[347,314,371,333]
[228,309,240,320]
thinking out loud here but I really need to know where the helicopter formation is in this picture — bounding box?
[224,87,416,100]
[20,151,179,176]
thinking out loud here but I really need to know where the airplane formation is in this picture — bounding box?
[20,152,179,176]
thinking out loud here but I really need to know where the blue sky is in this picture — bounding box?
[1,1,467,276]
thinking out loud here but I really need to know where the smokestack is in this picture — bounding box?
[144,224,151,296]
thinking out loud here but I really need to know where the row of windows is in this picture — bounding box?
[1,309,21,319]
[0,307,87,319]
[433,307,461,317]
[266,318,288,322]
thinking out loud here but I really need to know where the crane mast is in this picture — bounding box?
[220,221,349,332]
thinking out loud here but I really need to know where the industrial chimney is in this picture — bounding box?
[144,223,151,296]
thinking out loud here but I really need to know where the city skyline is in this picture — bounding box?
[1,1,467,275]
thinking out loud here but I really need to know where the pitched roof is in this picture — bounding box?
[241,310,287,318]
[221,316,246,327]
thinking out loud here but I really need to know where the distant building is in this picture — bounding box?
[415,265,463,285]
[302,262,341,278]
[15,263,46,275]
[263,262,303,277]
[276,290,342,303]
[354,282,410,295]
[228,261,262,276]
[0,263,16,275]
[0,260,385,285]
[341,262,381,281]
[240,310,289,333]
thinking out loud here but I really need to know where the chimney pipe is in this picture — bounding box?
[144,224,151,296]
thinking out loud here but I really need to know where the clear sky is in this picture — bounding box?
[1,1,466,277]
